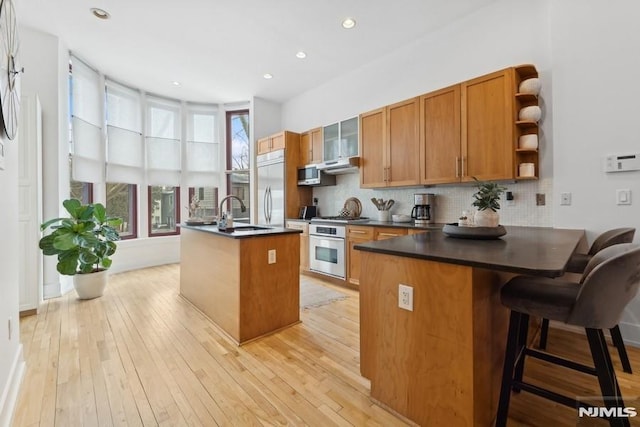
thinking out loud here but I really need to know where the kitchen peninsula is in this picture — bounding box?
[355,226,585,427]
[180,224,302,345]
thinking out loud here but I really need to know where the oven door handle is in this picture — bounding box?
[310,235,344,243]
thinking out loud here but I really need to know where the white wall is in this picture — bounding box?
[550,0,640,344]
[0,118,24,427]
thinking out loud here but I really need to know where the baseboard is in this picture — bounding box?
[0,344,25,427]
[548,321,640,349]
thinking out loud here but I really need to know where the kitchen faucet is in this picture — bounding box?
[219,195,247,218]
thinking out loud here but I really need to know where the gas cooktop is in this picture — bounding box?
[311,216,370,224]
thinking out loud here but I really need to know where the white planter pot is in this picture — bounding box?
[474,209,500,228]
[73,269,109,300]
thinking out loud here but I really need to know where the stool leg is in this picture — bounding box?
[539,318,549,350]
[512,313,530,392]
[586,328,629,427]
[610,325,633,374]
[599,329,624,401]
[496,311,523,427]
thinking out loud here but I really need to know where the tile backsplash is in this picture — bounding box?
[312,173,553,227]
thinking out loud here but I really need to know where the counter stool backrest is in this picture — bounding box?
[568,243,640,329]
[588,227,636,256]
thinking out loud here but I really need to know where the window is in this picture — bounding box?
[106,183,137,239]
[226,109,250,222]
[146,96,181,186]
[149,186,180,236]
[70,181,93,204]
[188,187,219,219]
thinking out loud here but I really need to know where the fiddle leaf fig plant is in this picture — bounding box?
[39,199,123,275]
[471,178,507,212]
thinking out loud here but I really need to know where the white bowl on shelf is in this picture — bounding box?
[392,214,411,223]
[519,106,542,122]
[519,78,541,95]
[518,134,538,150]
[519,163,535,177]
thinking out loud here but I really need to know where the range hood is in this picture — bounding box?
[316,157,360,175]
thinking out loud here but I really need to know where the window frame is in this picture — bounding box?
[147,185,181,237]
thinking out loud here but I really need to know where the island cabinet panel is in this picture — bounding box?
[420,85,462,185]
[461,69,515,182]
[359,252,508,427]
[180,228,300,345]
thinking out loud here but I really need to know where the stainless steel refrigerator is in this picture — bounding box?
[257,149,285,226]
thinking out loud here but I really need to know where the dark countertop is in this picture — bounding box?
[354,226,586,277]
[180,223,302,239]
[287,217,444,230]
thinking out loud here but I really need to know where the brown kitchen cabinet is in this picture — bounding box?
[300,127,323,165]
[257,130,287,155]
[420,85,462,185]
[286,220,309,271]
[346,226,407,285]
[346,225,374,286]
[360,97,421,188]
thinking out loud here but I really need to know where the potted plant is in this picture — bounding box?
[471,178,507,227]
[39,199,122,299]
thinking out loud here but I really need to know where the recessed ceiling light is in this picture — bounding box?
[342,18,356,29]
[172,81,181,86]
[263,73,273,79]
[296,51,307,59]
[90,7,110,20]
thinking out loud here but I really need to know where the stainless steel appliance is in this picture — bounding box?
[411,193,435,225]
[257,149,286,226]
[297,164,336,186]
[309,223,347,279]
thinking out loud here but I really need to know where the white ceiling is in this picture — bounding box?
[17,0,497,104]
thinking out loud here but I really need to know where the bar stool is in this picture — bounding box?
[495,243,640,427]
[539,227,636,374]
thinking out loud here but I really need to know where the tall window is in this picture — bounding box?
[106,183,137,239]
[149,186,180,236]
[226,109,250,221]
[188,187,219,219]
[146,96,181,186]
[70,181,93,204]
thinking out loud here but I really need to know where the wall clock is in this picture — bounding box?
[0,0,22,140]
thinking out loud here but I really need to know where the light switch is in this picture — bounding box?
[616,189,631,205]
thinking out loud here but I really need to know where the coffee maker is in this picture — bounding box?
[411,193,435,225]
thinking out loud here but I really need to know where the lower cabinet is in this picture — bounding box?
[286,220,309,271]
[347,226,408,285]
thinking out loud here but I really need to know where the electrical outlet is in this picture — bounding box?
[398,284,413,311]
[560,192,572,206]
[536,193,546,206]
[268,249,276,264]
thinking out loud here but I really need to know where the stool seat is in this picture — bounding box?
[501,276,578,322]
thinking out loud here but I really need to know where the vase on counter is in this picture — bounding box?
[474,209,499,227]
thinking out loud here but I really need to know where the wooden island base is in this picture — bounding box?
[360,252,509,427]
[180,227,300,345]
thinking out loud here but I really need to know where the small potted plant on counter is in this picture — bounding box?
[471,178,507,227]
[39,199,122,299]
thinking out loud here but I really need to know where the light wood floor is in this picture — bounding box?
[13,264,640,426]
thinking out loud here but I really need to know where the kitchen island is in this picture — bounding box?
[180,224,302,345]
[355,226,585,427]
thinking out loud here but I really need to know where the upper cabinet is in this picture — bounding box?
[360,97,421,188]
[461,68,514,182]
[300,127,323,166]
[323,117,358,161]
[257,131,287,155]
[420,85,461,185]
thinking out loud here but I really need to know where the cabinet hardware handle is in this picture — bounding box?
[378,233,400,237]
[387,167,391,182]
[350,230,366,234]
[461,156,466,177]
[455,157,460,178]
